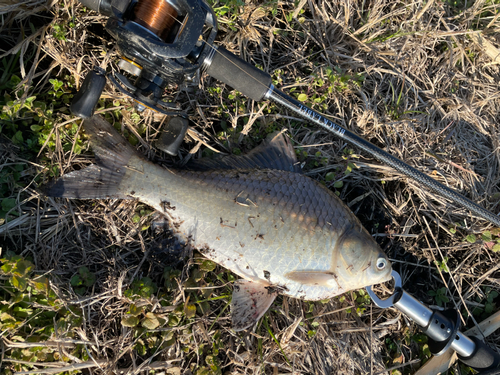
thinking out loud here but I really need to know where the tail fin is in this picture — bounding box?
[46,115,139,199]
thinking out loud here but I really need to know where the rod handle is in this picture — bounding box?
[70,67,107,118]
[206,47,272,101]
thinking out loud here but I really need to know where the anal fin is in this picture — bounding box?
[231,279,277,331]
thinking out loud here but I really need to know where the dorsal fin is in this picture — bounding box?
[186,131,302,173]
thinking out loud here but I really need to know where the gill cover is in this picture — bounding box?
[334,225,392,289]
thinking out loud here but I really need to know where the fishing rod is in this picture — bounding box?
[70,0,500,227]
[366,271,500,374]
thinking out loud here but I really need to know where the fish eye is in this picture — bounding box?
[376,257,387,271]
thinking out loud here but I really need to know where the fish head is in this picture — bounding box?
[334,226,392,290]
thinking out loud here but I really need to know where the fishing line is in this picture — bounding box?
[133,0,178,40]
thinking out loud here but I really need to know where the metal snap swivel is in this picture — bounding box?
[365,270,402,309]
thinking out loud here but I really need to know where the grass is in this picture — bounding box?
[1,0,500,374]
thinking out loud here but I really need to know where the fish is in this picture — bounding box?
[47,115,392,331]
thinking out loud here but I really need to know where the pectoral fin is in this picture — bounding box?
[285,271,338,287]
[231,279,277,331]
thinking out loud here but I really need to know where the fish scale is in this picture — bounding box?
[48,115,392,329]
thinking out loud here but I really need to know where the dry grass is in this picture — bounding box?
[1,0,500,374]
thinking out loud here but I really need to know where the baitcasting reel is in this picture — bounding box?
[72,0,218,154]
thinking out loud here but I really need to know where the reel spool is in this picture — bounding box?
[71,0,218,154]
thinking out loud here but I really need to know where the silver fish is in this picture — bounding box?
[48,115,392,331]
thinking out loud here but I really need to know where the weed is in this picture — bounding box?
[263,316,291,365]
[465,233,477,244]
[342,148,359,176]
[434,256,450,273]
[481,228,500,252]
[206,0,244,31]
[1,74,78,157]
[116,258,235,367]
[51,24,68,41]
[70,266,96,294]
[0,163,25,223]
[124,277,158,300]
[295,66,365,111]
[428,287,450,307]
[0,54,22,92]
[466,287,499,321]
[132,205,154,231]
[412,334,432,363]
[0,252,85,373]
[384,81,425,120]
[339,289,371,316]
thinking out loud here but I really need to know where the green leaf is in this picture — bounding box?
[485,303,494,314]
[142,312,160,329]
[200,260,216,272]
[13,306,33,318]
[482,231,492,242]
[466,234,477,243]
[492,244,500,252]
[11,275,27,291]
[333,180,343,188]
[1,262,13,274]
[0,312,16,322]
[422,343,432,357]
[128,304,143,316]
[197,301,210,315]
[192,268,203,282]
[79,267,96,287]
[13,260,33,276]
[70,275,82,286]
[184,304,196,319]
[121,315,140,327]
[166,315,178,327]
[325,172,335,182]
[297,93,308,102]
[1,198,16,212]
[491,228,500,236]
[12,131,23,145]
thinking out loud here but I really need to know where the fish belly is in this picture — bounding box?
[123,158,358,300]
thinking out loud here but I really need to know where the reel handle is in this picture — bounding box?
[70,67,107,118]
